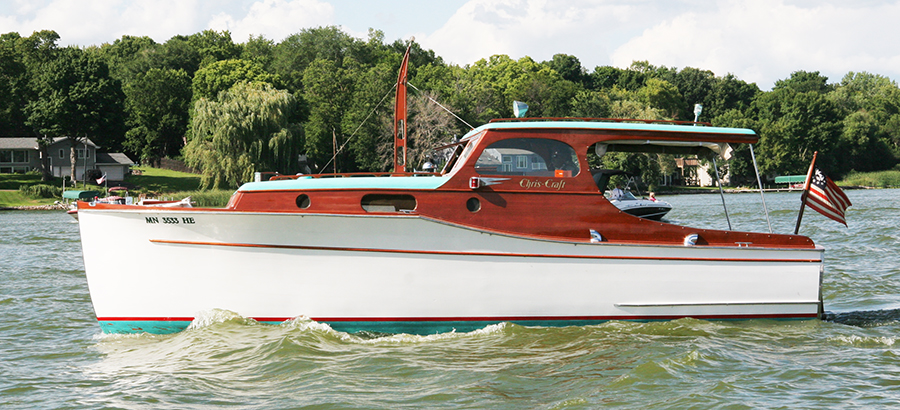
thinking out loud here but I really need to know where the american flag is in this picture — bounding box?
[806,166,851,226]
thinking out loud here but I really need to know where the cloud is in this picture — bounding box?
[0,0,206,45]
[207,0,334,43]
[0,0,333,46]
[419,0,659,68]
[610,0,900,89]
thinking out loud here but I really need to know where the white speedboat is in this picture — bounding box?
[610,190,673,221]
[593,170,673,221]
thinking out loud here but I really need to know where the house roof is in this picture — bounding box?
[0,137,40,150]
[0,136,99,149]
[96,152,134,165]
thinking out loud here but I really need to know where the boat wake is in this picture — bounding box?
[823,308,900,327]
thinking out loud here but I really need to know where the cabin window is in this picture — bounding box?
[475,138,579,177]
[361,194,417,212]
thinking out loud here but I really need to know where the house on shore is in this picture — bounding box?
[0,136,134,181]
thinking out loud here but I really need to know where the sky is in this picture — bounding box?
[2,0,900,91]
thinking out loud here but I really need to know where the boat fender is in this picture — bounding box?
[684,234,699,246]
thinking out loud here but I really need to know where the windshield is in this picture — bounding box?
[474,138,580,177]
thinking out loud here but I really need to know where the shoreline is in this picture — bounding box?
[0,203,70,211]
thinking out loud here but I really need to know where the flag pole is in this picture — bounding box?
[393,39,412,173]
[793,151,818,235]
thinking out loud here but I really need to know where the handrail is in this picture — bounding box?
[269,172,442,181]
[489,117,713,127]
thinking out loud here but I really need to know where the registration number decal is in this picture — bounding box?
[146,217,195,224]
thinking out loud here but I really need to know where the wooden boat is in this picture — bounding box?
[76,49,824,335]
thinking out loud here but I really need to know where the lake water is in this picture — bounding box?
[2,189,899,409]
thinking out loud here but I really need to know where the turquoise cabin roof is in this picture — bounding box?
[239,175,451,192]
[461,120,757,140]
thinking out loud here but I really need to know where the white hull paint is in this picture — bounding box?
[78,207,823,334]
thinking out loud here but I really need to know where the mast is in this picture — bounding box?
[393,41,412,173]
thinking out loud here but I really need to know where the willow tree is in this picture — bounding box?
[184,81,303,189]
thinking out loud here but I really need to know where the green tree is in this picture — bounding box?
[188,30,242,68]
[301,58,353,171]
[98,35,158,83]
[636,78,685,119]
[184,81,303,189]
[124,68,191,164]
[589,66,623,90]
[705,73,759,121]
[673,67,715,120]
[272,26,360,93]
[752,86,842,175]
[774,70,832,94]
[342,61,396,172]
[838,110,895,172]
[0,32,30,135]
[191,58,279,102]
[830,72,900,163]
[6,30,63,179]
[465,55,578,119]
[544,54,588,86]
[570,90,612,118]
[241,35,275,68]
[155,36,203,76]
[25,46,125,182]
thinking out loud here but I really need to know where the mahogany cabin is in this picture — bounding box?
[208,120,817,249]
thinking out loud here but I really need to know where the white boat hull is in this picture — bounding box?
[78,207,823,334]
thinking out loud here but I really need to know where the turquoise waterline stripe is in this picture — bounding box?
[98,319,618,335]
[99,320,194,334]
[97,316,816,335]
[239,174,451,192]
[461,120,757,139]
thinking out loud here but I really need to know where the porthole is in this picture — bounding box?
[466,197,481,212]
[296,194,311,209]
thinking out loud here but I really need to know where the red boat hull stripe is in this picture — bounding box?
[149,239,822,264]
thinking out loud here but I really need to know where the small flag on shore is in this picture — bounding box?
[96,173,107,185]
[806,166,852,226]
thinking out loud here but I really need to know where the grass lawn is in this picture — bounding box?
[840,169,900,188]
[0,190,59,207]
[128,166,202,193]
[0,173,64,190]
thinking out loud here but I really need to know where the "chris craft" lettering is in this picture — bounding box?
[520,178,566,190]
